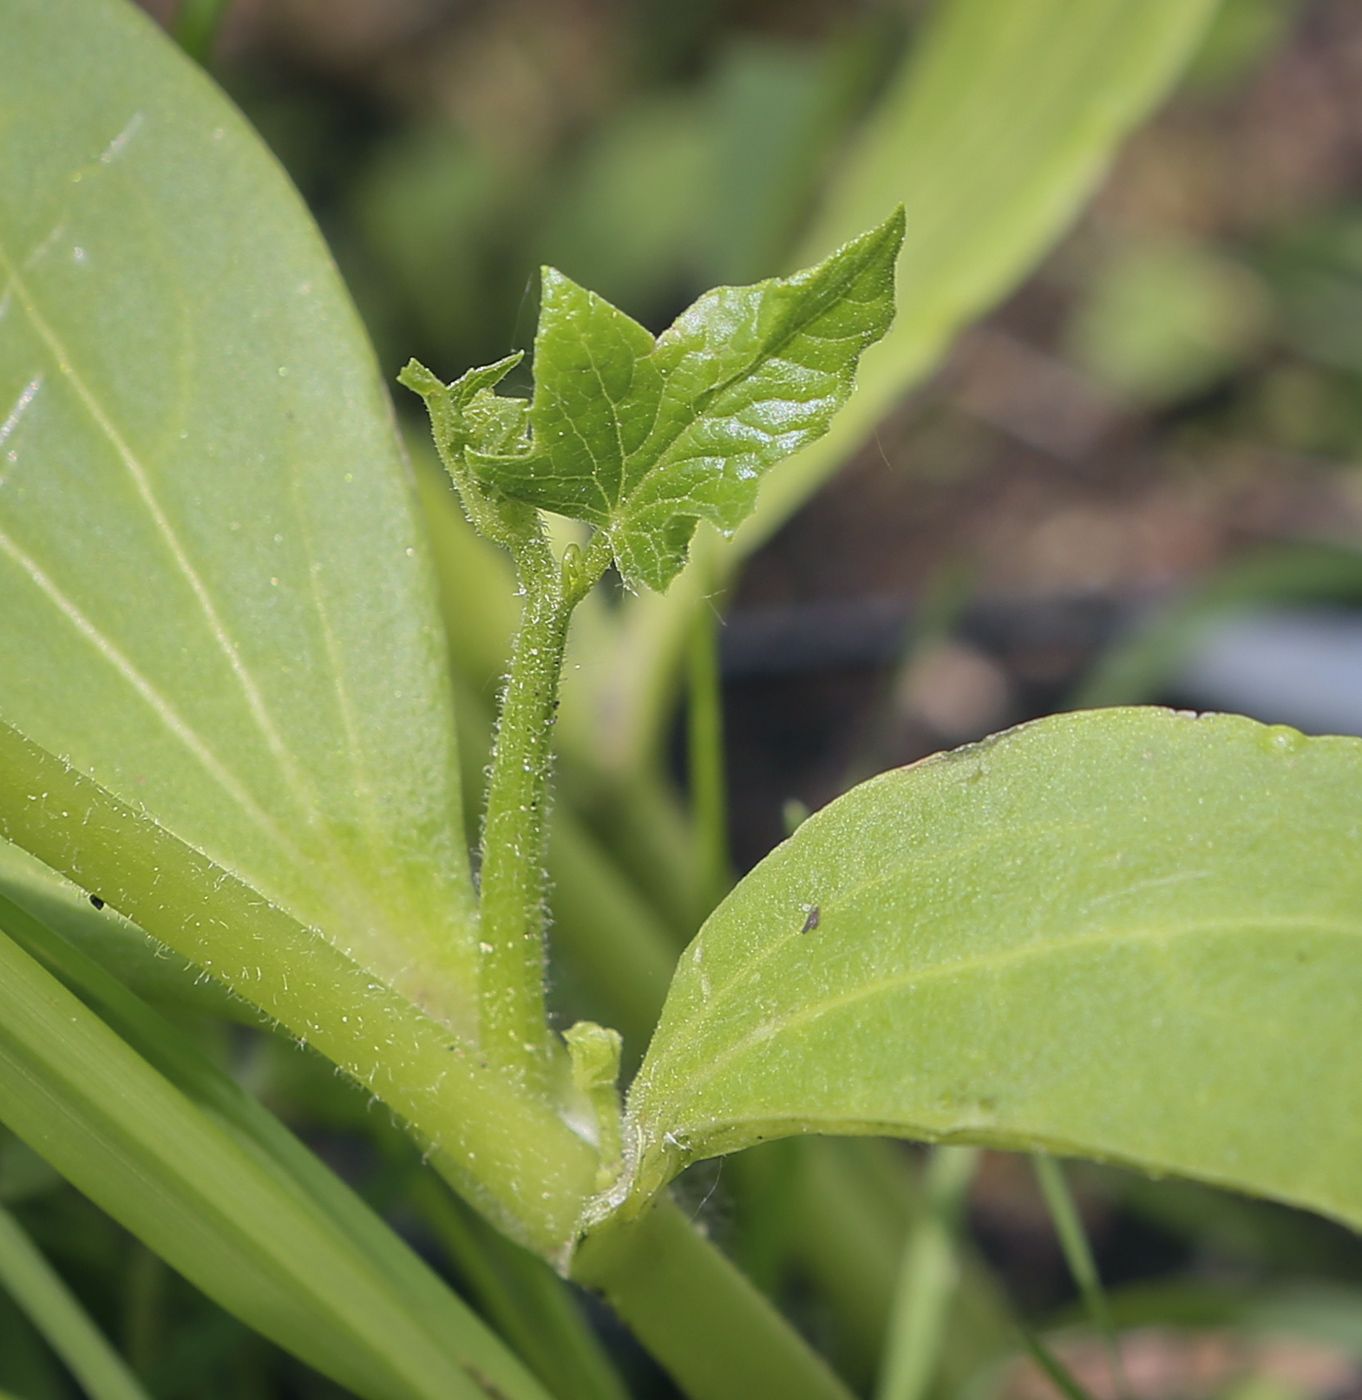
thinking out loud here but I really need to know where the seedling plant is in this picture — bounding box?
[1,3,1361,1400]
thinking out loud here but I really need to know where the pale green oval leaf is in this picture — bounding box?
[623,709,1362,1231]
[0,0,477,1030]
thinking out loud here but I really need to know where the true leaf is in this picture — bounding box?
[0,0,478,1030]
[621,708,1362,1231]
[411,211,903,592]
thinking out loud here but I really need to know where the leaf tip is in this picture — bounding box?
[396,357,441,398]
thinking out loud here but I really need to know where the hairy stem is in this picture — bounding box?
[477,532,611,1082]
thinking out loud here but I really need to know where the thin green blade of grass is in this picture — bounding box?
[0,1203,150,1400]
[876,1147,979,1400]
[0,896,555,1400]
[0,881,566,1400]
[413,1176,630,1400]
[688,601,732,920]
[1018,1328,1101,1400]
[1032,1155,1129,1400]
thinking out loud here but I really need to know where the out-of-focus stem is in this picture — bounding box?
[876,1147,980,1400]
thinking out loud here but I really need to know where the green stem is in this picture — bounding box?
[687,603,731,916]
[478,534,612,1082]
[1031,1155,1128,1400]
[573,1196,853,1400]
[876,1147,979,1400]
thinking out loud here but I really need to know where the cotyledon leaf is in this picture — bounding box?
[409,211,902,593]
[0,0,477,1029]
[620,708,1362,1230]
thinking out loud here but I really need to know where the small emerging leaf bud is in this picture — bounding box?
[565,1020,624,1186]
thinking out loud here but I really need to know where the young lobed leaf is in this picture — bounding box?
[618,708,1362,1233]
[539,0,1220,792]
[405,209,903,591]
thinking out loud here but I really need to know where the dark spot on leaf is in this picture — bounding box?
[801,905,820,933]
[89,895,105,910]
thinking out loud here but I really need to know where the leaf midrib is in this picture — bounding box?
[635,911,1362,1132]
[0,232,406,951]
[617,250,878,509]
[659,805,1211,1053]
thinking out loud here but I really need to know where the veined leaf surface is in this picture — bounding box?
[624,710,1362,1229]
[0,0,476,1029]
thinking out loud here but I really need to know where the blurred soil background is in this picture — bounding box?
[112,4,1362,1397]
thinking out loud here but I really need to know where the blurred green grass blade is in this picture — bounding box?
[0,0,478,1029]
[172,0,231,66]
[1031,1157,1111,1333]
[414,1178,630,1400]
[0,907,556,1400]
[1019,1329,1099,1400]
[750,0,1221,544]
[0,859,622,1400]
[0,879,555,1391]
[687,605,731,916]
[876,1147,979,1400]
[0,1203,150,1400]
[1032,1156,1127,1400]
[625,708,1362,1231]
